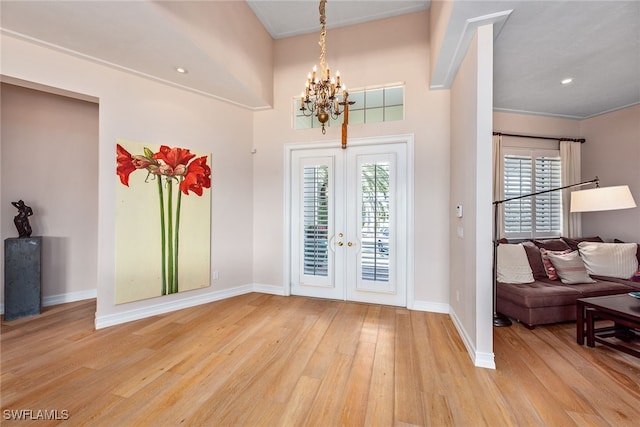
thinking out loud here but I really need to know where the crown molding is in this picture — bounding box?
[430,9,512,90]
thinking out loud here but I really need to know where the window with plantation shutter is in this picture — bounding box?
[303,165,329,276]
[503,149,562,239]
[360,162,390,282]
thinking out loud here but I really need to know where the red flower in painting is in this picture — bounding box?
[152,145,196,177]
[180,156,211,196]
[131,155,155,171]
[116,144,137,186]
[116,144,160,185]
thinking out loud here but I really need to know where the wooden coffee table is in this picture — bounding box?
[577,293,640,358]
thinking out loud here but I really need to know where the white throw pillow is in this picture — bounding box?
[546,250,595,285]
[578,242,639,279]
[497,244,534,284]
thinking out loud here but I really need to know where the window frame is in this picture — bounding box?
[502,147,563,240]
[293,84,404,130]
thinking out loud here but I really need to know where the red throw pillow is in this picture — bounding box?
[539,248,572,280]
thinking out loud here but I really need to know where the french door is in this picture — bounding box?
[290,141,408,306]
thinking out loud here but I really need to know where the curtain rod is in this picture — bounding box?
[493,131,586,143]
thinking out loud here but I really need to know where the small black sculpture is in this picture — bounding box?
[12,200,33,238]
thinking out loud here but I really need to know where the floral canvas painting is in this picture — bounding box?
[115,139,211,304]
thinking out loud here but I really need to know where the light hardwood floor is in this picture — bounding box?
[2,293,639,426]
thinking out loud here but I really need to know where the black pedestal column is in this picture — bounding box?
[4,237,42,321]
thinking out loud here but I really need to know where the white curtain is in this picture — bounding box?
[492,134,504,239]
[560,140,582,237]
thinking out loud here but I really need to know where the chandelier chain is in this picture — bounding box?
[319,0,327,72]
[300,0,354,135]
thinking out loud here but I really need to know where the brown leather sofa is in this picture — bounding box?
[496,237,640,328]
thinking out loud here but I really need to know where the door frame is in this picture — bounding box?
[284,134,415,308]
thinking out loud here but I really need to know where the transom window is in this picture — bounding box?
[294,84,404,130]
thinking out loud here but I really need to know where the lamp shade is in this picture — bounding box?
[570,185,637,213]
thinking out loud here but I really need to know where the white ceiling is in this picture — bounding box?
[246,0,430,39]
[1,1,638,118]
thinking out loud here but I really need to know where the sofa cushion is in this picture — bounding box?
[546,250,595,284]
[614,239,640,264]
[534,238,571,251]
[522,241,547,279]
[497,243,534,284]
[567,279,633,298]
[578,241,639,279]
[496,280,581,308]
[562,236,603,251]
[590,275,640,291]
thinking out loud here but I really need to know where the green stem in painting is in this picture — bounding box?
[167,178,174,294]
[174,178,183,294]
[157,175,167,295]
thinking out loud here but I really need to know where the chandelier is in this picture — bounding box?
[300,0,353,134]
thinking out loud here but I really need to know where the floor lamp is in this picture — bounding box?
[492,177,637,327]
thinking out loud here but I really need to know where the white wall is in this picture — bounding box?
[580,105,640,242]
[1,34,256,327]
[449,25,494,369]
[1,83,98,308]
[252,11,452,310]
[493,111,581,137]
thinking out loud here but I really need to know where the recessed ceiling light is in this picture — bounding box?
[561,78,573,85]
[175,67,188,74]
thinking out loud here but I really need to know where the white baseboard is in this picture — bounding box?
[252,283,287,296]
[474,351,496,369]
[94,283,288,329]
[2,284,270,324]
[95,284,254,329]
[449,307,496,370]
[0,289,97,315]
[411,299,450,314]
[43,289,97,307]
